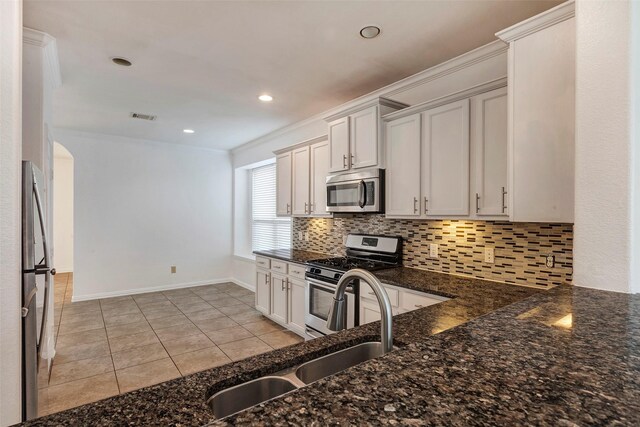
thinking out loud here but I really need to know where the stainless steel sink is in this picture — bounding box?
[295,341,386,384]
[208,376,298,419]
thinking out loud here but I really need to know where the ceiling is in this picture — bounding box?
[24,0,561,150]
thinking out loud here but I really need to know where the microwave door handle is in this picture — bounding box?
[358,180,367,208]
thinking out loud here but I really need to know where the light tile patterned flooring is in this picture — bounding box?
[38,273,303,417]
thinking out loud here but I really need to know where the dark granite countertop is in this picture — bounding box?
[21,267,640,426]
[253,248,331,264]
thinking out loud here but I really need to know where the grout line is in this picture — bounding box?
[97,297,120,394]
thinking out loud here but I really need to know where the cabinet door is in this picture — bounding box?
[359,299,382,325]
[385,113,422,216]
[349,105,378,169]
[473,88,508,216]
[509,18,575,222]
[276,152,292,216]
[328,116,350,173]
[309,140,331,217]
[255,269,271,315]
[291,146,310,216]
[270,273,288,324]
[287,278,306,335]
[421,99,470,216]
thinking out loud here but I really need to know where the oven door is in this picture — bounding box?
[305,278,355,336]
[326,176,381,213]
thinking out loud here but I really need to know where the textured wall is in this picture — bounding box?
[293,216,573,288]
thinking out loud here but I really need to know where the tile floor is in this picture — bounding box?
[38,273,303,417]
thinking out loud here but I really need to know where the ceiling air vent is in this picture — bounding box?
[130,112,157,121]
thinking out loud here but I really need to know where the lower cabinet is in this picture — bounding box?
[255,257,308,338]
[255,268,271,315]
[287,278,306,335]
[359,282,449,325]
[270,273,288,324]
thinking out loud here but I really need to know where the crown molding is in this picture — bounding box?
[273,134,327,155]
[23,27,62,89]
[496,1,575,43]
[323,97,409,122]
[232,39,507,155]
[382,77,507,122]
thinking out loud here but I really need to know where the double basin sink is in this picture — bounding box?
[208,341,388,419]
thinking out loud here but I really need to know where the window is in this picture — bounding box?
[251,163,291,251]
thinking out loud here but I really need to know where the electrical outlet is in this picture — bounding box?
[298,231,303,241]
[484,247,495,263]
[304,232,309,241]
[170,266,176,274]
[546,255,555,268]
[429,243,438,258]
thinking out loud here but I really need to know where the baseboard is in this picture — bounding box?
[71,277,241,302]
[231,277,255,292]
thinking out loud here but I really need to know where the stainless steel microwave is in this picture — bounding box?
[326,168,383,213]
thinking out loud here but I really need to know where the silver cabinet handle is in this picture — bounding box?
[351,153,355,168]
[265,275,270,285]
[342,154,347,169]
[413,197,418,214]
[475,193,480,213]
[281,280,285,291]
[424,197,429,213]
[304,202,308,214]
[286,203,290,214]
[309,203,314,213]
[501,187,507,213]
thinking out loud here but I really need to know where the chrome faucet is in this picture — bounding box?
[326,268,393,354]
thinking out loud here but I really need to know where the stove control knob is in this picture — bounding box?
[334,273,341,280]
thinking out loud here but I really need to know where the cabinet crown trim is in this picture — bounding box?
[323,97,408,123]
[273,135,328,155]
[496,0,575,43]
[383,77,507,121]
[23,27,62,90]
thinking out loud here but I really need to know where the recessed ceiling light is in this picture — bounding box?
[360,26,381,39]
[258,94,273,102]
[183,129,195,134]
[111,57,132,67]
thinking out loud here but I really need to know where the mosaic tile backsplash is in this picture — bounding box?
[292,216,573,288]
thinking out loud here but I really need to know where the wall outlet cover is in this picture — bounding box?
[484,247,495,263]
[304,231,309,241]
[429,243,438,258]
[546,255,555,268]
[298,231,303,241]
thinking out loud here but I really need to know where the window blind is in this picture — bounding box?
[251,163,291,251]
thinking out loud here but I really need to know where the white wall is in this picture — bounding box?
[53,143,74,272]
[55,129,234,300]
[574,0,639,293]
[0,1,23,425]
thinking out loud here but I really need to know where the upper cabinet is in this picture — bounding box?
[326,98,408,173]
[275,136,331,218]
[422,99,470,216]
[275,152,292,216]
[496,1,575,223]
[472,87,508,216]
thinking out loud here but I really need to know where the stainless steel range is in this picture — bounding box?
[304,234,402,338]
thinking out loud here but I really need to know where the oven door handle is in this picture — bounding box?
[306,278,337,291]
[358,180,367,208]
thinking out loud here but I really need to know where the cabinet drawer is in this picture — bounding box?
[288,263,306,279]
[400,291,448,311]
[361,284,399,307]
[271,260,288,274]
[255,256,271,269]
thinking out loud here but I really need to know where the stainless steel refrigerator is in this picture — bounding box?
[22,161,55,421]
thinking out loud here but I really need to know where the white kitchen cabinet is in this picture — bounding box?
[275,152,292,216]
[349,105,378,169]
[472,87,508,216]
[496,2,575,223]
[291,146,310,216]
[270,273,288,324]
[326,98,407,173]
[385,113,422,217]
[421,99,470,216]
[328,116,350,173]
[287,278,306,335]
[255,268,271,315]
[309,140,331,217]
